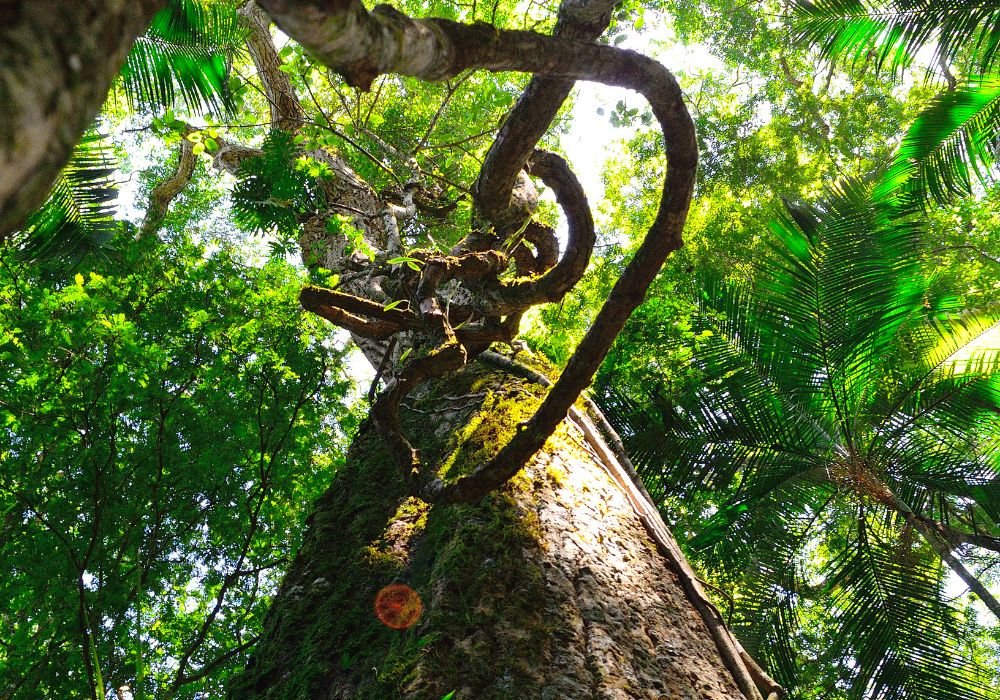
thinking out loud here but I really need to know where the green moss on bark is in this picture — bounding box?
[228,363,554,699]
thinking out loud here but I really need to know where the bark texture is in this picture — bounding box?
[0,0,164,237]
[229,363,744,699]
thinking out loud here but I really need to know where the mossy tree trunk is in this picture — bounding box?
[229,363,744,699]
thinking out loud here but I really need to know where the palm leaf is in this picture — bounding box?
[751,180,925,437]
[598,178,1000,697]
[696,477,838,691]
[876,76,1000,206]
[11,133,119,264]
[119,0,246,114]
[791,0,1000,76]
[886,421,1000,523]
[825,516,992,699]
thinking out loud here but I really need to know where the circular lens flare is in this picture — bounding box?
[375,584,423,630]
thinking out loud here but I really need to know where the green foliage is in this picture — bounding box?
[9,0,1000,693]
[792,0,1000,75]
[599,180,1000,699]
[792,0,1000,206]
[0,235,354,698]
[119,0,245,114]
[878,76,1000,206]
[10,132,119,265]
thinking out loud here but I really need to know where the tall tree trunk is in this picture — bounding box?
[228,362,746,699]
[0,2,762,694]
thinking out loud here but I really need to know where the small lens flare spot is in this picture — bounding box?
[375,584,423,630]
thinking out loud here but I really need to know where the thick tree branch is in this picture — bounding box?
[139,139,196,239]
[476,149,594,313]
[242,1,305,131]
[0,0,166,237]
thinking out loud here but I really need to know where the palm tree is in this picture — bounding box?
[792,0,1000,206]
[599,178,1000,698]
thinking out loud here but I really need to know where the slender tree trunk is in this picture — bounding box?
[229,362,746,699]
[886,493,1000,620]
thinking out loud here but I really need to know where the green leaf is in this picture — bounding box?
[791,0,1000,76]
[118,0,246,114]
[387,256,424,267]
[12,132,119,264]
[877,75,1000,206]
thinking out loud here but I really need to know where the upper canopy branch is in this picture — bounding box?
[260,0,697,502]
[259,0,697,508]
[139,138,196,239]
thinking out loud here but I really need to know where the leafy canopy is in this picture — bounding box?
[792,0,1000,206]
[0,234,355,699]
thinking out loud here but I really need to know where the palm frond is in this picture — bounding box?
[11,133,119,264]
[868,310,1000,428]
[752,180,925,435]
[886,423,1000,523]
[792,0,1000,76]
[826,516,992,699]
[600,174,1000,696]
[696,479,838,691]
[877,76,1000,206]
[877,372,1000,521]
[119,0,246,114]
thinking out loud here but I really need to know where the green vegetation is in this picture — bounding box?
[2,0,1000,697]
[600,178,1000,697]
[0,234,354,698]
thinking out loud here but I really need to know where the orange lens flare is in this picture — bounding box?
[374,584,423,630]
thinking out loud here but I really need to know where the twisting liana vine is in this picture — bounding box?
[263,0,699,503]
[250,1,778,697]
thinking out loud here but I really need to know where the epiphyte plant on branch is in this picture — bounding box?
[600,177,1000,699]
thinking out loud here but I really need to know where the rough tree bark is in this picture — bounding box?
[227,361,750,699]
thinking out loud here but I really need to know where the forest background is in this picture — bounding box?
[1,0,1000,698]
